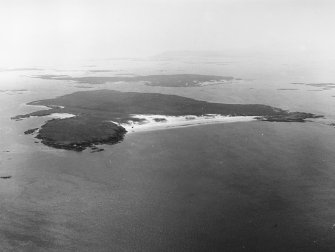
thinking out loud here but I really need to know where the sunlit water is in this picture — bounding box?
[1,56,335,251]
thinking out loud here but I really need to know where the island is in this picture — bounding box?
[33,74,233,87]
[13,90,321,151]
[291,82,335,91]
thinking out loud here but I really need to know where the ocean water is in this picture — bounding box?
[1,56,335,251]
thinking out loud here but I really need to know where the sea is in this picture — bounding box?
[1,54,335,251]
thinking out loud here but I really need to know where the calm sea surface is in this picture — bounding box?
[1,57,335,251]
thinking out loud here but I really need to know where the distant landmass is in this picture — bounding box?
[291,82,335,91]
[33,74,233,87]
[152,51,231,59]
[150,50,272,60]
[13,90,320,151]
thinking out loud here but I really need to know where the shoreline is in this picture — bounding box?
[114,114,258,133]
[13,90,321,152]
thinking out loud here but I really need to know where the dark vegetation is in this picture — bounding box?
[36,117,126,151]
[24,128,39,135]
[14,90,321,151]
[258,112,322,122]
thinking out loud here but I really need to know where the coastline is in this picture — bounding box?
[13,90,321,152]
[115,114,257,133]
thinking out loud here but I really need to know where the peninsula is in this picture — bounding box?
[13,90,320,151]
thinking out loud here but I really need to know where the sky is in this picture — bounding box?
[0,0,334,66]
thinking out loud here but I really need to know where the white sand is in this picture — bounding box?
[112,114,257,133]
[28,113,76,120]
[48,113,76,119]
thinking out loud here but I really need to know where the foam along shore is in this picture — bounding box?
[113,114,257,133]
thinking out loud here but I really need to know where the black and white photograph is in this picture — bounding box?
[1,0,335,251]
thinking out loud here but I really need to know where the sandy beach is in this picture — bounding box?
[48,113,76,119]
[113,114,257,133]
[27,113,76,120]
